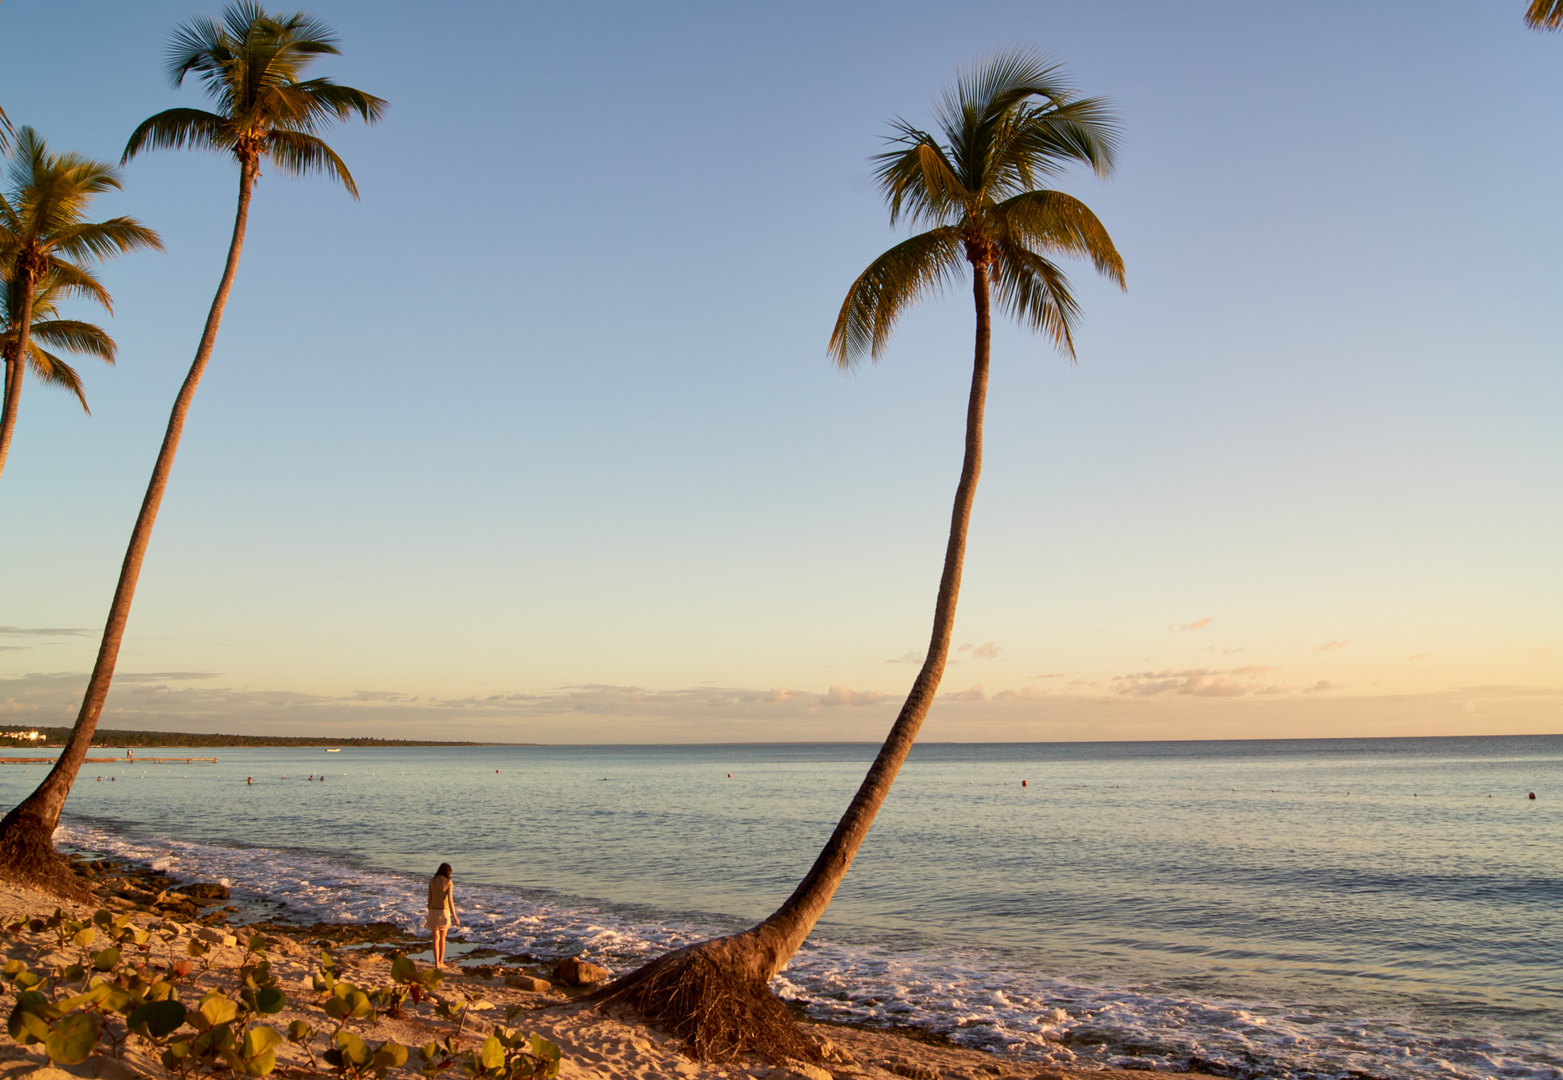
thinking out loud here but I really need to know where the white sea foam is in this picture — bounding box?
[55,823,1563,1080]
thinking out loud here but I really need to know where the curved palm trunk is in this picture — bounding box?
[593,261,994,1060]
[0,161,257,889]
[0,265,38,481]
[747,258,992,973]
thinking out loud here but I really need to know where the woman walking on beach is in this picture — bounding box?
[426,863,459,969]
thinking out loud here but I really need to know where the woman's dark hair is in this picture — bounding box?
[435,863,452,878]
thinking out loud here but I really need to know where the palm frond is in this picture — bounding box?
[996,190,1124,287]
[262,129,359,195]
[47,218,164,263]
[1528,0,1563,29]
[123,109,235,163]
[31,261,113,312]
[23,345,90,412]
[990,244,1081,358]
[874,122,966,227]
[29,319,115,362]
[830,227,963,368]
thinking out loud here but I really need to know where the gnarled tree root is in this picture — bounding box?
[587,936,822,1065]
[0,807,91,901]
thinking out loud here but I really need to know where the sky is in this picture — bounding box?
[0,1,1559,743]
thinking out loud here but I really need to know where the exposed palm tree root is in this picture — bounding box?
[588,937,822,1065]
[0,807,91,901]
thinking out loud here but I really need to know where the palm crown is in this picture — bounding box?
[0,127,159,454]
[2,265,117,413]
[0,128,158,295]
[122,0,386,195]
[830,49,1125,365]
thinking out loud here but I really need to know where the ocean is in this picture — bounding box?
[3,735,1558,1079]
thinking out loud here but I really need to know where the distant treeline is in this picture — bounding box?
[1,727,485,749]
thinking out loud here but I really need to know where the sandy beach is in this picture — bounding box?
[0,858,1218,1080]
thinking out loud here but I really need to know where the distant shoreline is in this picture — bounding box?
[0,725,523,749]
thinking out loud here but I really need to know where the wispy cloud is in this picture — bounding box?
[1112,666,1280,698]
[0,627,91,638]
[1314,640,1351,653]
[820,686,886,707]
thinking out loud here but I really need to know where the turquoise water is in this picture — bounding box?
[4,735,1559,1078]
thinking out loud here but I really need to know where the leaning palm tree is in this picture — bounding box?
[592,49,1124,1061]
[2,264,121,416]
[0,127,160,481]
[0,2,383,892]
[1528,0,1563,29]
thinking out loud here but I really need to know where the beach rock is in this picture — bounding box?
[195,926,238,947]
[816,1037,856,1065]
[267,935,309,957]
[882,1059,940,1080]
[552,955,612,986]
[182,882,231,901]
[778,1062,834,1080]
[504,974,552,992]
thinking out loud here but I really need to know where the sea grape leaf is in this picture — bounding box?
[45,1012,100,1065]
[531,1033,561,1078]
[244,1024,283,1058]
[372,1040,408,1070]
[479,1035,505,1071]
[199,992,239,1027]
[128,999,188,1039]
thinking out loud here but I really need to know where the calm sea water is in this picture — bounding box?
[3,736,1558,1079]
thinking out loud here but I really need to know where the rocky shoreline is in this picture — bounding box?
[0,854,1217,1080]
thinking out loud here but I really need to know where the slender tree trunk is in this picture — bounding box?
[592,260,994,1061]
[0,161,256,887]
[745,257,993,974]
[0,263,38,482]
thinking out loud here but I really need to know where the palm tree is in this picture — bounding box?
[2,264,120,416]
[0,127,160,481]
[0,2,383,892]
[592,50,1124,1061]
[1528,0,1563,29]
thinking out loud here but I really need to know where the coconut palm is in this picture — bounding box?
[0,2,383,892]
[1528,0,1563,29]
[592,49,1124,1061]
[2,264,120,415]
[0,127,159,481]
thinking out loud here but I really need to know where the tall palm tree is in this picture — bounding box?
[1528,0,1563,29]
[2,264,120,416]
[0,127,159,480]
[593,50,1125,1061]
[0,2,383,892]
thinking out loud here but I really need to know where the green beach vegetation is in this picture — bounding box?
[593,49,1124,1061]
[0,129,161,481]
[0,2,384,894]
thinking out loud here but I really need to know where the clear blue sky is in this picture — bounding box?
[1,1,1558,742]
